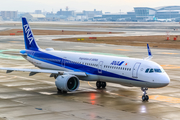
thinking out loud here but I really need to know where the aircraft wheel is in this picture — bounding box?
[145,95,149,101]
[57,88,61,92]
[96,81,101,89]
[141,87,149,102]
[57,88,67,94]
[101,82,106,88]
[57,88,62,94]
[142,95,149,101]
[142,95,146,101]
[62,91,67,94]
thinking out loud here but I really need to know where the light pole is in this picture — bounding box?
[120,9,121,20]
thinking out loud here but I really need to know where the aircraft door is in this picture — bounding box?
[28,51,35,63]
[61,57,66,67]
[132,62,141,78]
[98,61,103,74]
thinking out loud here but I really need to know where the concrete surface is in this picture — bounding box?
[0,37,179,120]
[0,22,180,120]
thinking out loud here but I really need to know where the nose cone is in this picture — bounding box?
[152,73,170,88]
[161,74,170,86]
[157,73,170,87]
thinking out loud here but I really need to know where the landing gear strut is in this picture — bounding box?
[57,88,67,94]
[141,87,149,101]
[96,81,106,89]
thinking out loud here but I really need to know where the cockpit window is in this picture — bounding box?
[145,68,164,73]
[145,68,149,73]
[154,69,162,73]
[149,69,154,73]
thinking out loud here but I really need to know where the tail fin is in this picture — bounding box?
[22,17,39,51]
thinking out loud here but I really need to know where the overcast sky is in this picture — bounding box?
[1,0,180,13]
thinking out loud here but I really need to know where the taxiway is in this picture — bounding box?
[0,37,179,119]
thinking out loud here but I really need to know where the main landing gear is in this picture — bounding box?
[141,87,149,102]
[96,81,106,89]
[57,88,67,94]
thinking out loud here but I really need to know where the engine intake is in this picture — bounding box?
[55,75,80,92]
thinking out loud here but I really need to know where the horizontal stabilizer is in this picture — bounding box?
[3,53,27,56]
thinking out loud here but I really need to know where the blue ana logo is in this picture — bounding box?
[24,24,34,45]
[110,61,125,66]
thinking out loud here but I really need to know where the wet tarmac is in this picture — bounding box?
[0,36,179,120]
[0,21,180,119]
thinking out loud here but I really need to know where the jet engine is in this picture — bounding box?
[55,75,80,92]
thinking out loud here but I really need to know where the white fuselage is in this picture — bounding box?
[25,49,170,88]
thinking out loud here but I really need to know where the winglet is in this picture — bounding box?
[145,44,153,60]
[147,44,152,56]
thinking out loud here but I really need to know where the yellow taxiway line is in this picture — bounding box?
[115,49,130,51]
[161,65,180,69]
[161,52,179,55]
[87,82,180,103]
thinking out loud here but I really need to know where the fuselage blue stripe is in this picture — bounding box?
[26,50,145,83]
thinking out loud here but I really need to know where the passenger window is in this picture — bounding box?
[149,68,154,73]
[145,68,149,73]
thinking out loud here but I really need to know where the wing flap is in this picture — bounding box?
[29,72,39,76]
[0,68,87,77]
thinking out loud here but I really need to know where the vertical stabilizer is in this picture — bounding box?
[22,17,39,51]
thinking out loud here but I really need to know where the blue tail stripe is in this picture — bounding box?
[22,17,39,51]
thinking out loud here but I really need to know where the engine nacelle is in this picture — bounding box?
[55,75,80,92]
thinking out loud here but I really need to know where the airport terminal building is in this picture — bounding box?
[8,5,180,22]
[94,6,180,22]
[134,6,180,21]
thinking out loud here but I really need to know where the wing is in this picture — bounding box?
[0,67,87,77]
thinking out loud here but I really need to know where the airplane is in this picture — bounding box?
[0,17,170,102]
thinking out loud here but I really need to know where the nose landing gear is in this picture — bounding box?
[141,87,149,101]
[96,81,106,89]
